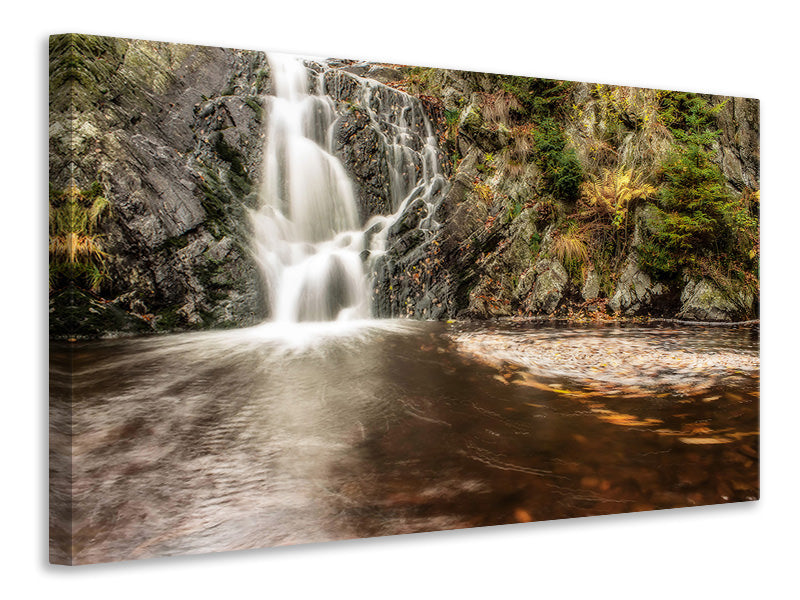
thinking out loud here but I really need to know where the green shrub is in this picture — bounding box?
[533,120,583,202]
[489,75,583,200]
[639,94,758,284]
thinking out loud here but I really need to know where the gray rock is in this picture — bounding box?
[632,204,663,246]
[525,259,568,314]
[677,278,755,322]
[333,106,392,219]
[714,96,760,192]
[365,65,406,84]
[49,35,268,336]
[459,103,505,152]
[608,259,664,314]
[581,268,601,301]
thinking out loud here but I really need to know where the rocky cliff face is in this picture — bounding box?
[49,37,450,336]
[49,35,269,336]
[373,68,759,322]
[49,36,759,337]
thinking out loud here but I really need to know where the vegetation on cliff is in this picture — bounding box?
[48,36,759,338]
[392,66,759,321]
[49,182,110,292]
[49,34,266,338]
[638,94,759,291]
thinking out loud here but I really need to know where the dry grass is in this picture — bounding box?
[49,184,110,291]
[473,180,495,205]
[551,226,590,266]
[482,91,522,125]
[498,124,536,177]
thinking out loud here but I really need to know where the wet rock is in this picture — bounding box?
[465,206,539,318]
[333,106,392,220]
[388,197,427,238]
[49,288,151,338]
[323,70,361,104]
[371,154,483,319]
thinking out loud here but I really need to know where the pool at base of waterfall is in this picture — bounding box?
[50,320,759,564]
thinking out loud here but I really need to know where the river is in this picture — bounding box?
[49,320,759,564]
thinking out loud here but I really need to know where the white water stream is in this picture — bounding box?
[251,53,446,323]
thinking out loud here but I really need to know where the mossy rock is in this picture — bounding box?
[678,278,755,321]
[49,288,152,338]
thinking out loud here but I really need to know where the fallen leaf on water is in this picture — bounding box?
[597,413,662,427]
[514,508,532,523]
[681,424,713,434]
[728,431,760,440]
[679,437,731,445]
[581,476,599,488]
[513,377,553,392]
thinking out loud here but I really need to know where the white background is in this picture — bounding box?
[3,1,798,597]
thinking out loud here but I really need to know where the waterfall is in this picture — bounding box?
[251,53,446,323]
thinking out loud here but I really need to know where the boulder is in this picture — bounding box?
[677,278,755,322]
[581,268,601,301]
[608,259,664,315]
[525,259,568,314]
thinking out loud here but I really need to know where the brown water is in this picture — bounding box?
[49,320,759,564]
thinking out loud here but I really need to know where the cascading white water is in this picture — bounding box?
[251,54,446,323]
[252,54,366,323]
[350,75,448,259]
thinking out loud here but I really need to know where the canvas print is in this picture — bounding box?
[49,34,759,565]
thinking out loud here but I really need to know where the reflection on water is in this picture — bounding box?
[49,321,759,564]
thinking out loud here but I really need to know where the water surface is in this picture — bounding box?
[50,321,759,564]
